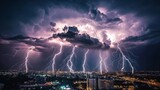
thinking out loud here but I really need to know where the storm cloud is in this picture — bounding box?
[0,25,110,50]
[52,26,110,49]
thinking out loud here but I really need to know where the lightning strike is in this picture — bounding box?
[82,49,89,73]
[103,50,110,73]
[67,46,76,73]
[25,46,35,73]
[117,44,134,74]
[52,43,63,73]
[99,51,103,74]
[103,59,108,73]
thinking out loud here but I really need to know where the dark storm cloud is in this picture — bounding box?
[89,8,122,24]
[1,0,160,35]
[0,0,159,47]
[123,31,160,44]
[0,35,50,52]
[89,0,160,44]
[101,0,160,29]
[0,0,49,35]
[0,26,110,50]
[0,0,90,35]
[51,26,110,49]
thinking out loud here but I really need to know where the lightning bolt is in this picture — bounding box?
[117,44,134,74]
[99,51,103,74]
[67,46,76,73]
[98,51,108,74]
[82,49,89,73]
[103,59,108,73]
[52,43,63,73]
[103,51,109,73]
[25,46,35,73]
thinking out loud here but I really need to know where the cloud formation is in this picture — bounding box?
[89,8,122,24]
[52,26,110,49]
[0,25,111,50]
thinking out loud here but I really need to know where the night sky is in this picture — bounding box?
[0,0,160,72]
